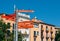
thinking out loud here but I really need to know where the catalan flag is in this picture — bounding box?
[18,21,33,29]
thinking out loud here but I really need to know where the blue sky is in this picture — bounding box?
[0,0,60,27]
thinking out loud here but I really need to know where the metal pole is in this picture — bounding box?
[15,9,18,41]
[14,23,16,41]
[14,5,16,41]
[14,5,18,41]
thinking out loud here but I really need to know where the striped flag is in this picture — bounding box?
[18,21,33,29]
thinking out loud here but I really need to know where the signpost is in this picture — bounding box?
[14,5,34,41]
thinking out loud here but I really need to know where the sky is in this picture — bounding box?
[0,0,60,27]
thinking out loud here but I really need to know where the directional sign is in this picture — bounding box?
[16,10,34,12]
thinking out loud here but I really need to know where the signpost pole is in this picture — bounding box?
[15,9,18,41]
[14,5,18,41]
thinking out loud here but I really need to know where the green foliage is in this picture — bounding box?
[58,38,60,41]
[0,20,5,41]
[0,30,4,41]
[18,32,23,41]
[0,20,23,41]
[0,20,11,41]
[6,23,10,29]
[55,30,60,41]
[0,20,3,27]
[2,23,7,33]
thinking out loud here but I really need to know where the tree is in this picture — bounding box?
[18,31,23,41]
[58,38,60,41]
[0,19,23,41]
[0,29,4,41]
[6,23,10,29]
[0,19,3,27]
[0,20,4,41]
[55,30,60,41]
[0,20,11,41]
[6,23,14,41]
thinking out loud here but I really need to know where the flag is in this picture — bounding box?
[18,21,33,29]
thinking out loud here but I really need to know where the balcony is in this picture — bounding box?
[46,29,49,33]
[41,35,44,38]
[34,31,37,37]
[50,30,53,33]
[48,39,50,41]
[34,34,37,37]
[23,31,28,35]
[46,35,49,39]
[51,34,55,39]
[41,28,44,31]
[46,33,50,39]
[18,29,29,35]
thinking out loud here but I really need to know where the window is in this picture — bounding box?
[41,25,43,31]
[34,38,36,41]
[37,31,39,35]
[46,26,48,31]
[34,31,37,36]
[46,39,48,41]
[51,27,52,29]
[41,38,43,41]
[34,31,39,36]
[34,23,38,28]
[41,25,43,28]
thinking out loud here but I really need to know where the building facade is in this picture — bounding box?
[0,13,30,41]
[17,13,30,41]
[29,18,55,41]
[0,13,56,41]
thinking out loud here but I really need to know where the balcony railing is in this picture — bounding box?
[46,35,49,39]
[50,30,53,33]
[34,34,37,37]
[51,34,55,39]
[23,31,27,34]
[41,28,44,31]
[48,39,50,41]
[41,35,44,38]
[46,28,50,33]
[19,29,29,35]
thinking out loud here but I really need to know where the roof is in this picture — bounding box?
[1,13,56,27]
[1,13,16,21]
[32,18,55,27]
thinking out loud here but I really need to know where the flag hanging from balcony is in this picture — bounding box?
[18,21,33,29]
